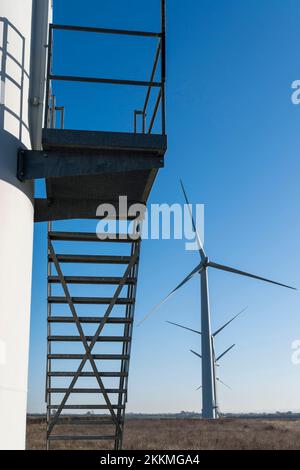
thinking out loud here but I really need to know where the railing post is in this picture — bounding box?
[134,110,143,134]
[54,106,65,129]
[161,0,166,135]
[44,25,53,129]
[50,95,56,129]
[134,111,137,134]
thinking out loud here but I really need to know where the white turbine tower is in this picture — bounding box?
[139,181,296,419]
[0,0,51,449]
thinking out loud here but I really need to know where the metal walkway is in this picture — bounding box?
[18,0,167,222]
[46,223,141,449]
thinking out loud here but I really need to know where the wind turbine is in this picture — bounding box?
[139,181,296,419]
[191,348,232,416]
[167,306,245,416]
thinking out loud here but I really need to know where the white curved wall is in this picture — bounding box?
[0,0,50,449]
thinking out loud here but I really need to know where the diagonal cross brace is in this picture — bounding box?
[47,239,138,436]
[47,239,139,438]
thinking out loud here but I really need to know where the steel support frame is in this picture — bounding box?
[17,148,164,182]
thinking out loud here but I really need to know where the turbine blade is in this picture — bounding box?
[190,349,202,359]
[195,385,202,390]
[166,320,201,335]
[180,179,206,262]
[138,263,203,326]
[217,378,232,390]
[213,306,248,337]
[208,261,297,290]
[216,344,235,361]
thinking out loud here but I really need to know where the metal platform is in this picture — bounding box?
[25,128,166,221]
[17,3,167,223]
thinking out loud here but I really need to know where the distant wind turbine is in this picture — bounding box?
[139,181,296,419]
[168,307,244,416]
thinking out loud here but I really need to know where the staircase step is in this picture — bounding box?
[54,420,115,426]
[48,316,132,324]
[48,435,116,441]
[48,354,129,360]
[48,296,134,305]
[49,231,139,243]
[48,254,132,264]
[48,336,131,342]
[48,405,124,410]
[48,316,133,325]
[48,275,136,285]
[48,372,127,377]
[48,388,126,394]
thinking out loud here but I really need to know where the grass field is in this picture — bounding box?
[26,417,300,450]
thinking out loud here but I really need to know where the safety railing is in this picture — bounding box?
[48,95,65,129]
[44,0,166,135]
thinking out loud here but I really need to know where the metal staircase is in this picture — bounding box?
[18,0,167,450]
[46,222,141,449]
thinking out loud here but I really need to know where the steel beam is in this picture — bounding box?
[18,148,164,182]
[34,198,139,222]
[50,74,161,88]
[50,23,162,38]
[42,129,167,152]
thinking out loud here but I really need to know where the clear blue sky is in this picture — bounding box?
[28,0,300,414]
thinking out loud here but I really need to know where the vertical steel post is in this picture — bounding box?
[0,20,8,129]
[200,269,215,419]
[44,25,53,129]
[161,0,166,135]
[59,107,65,129]
[134,111,137,134]
[50,95,56,129]
[46,221,52,450]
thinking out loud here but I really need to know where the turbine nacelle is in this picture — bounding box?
[200,257,209,269]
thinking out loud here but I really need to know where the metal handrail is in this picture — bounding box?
[142,40,162,133]
[49,74,162,88]
[44,0,166,135]
[148,89,162,134]
[50,23,162,38]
